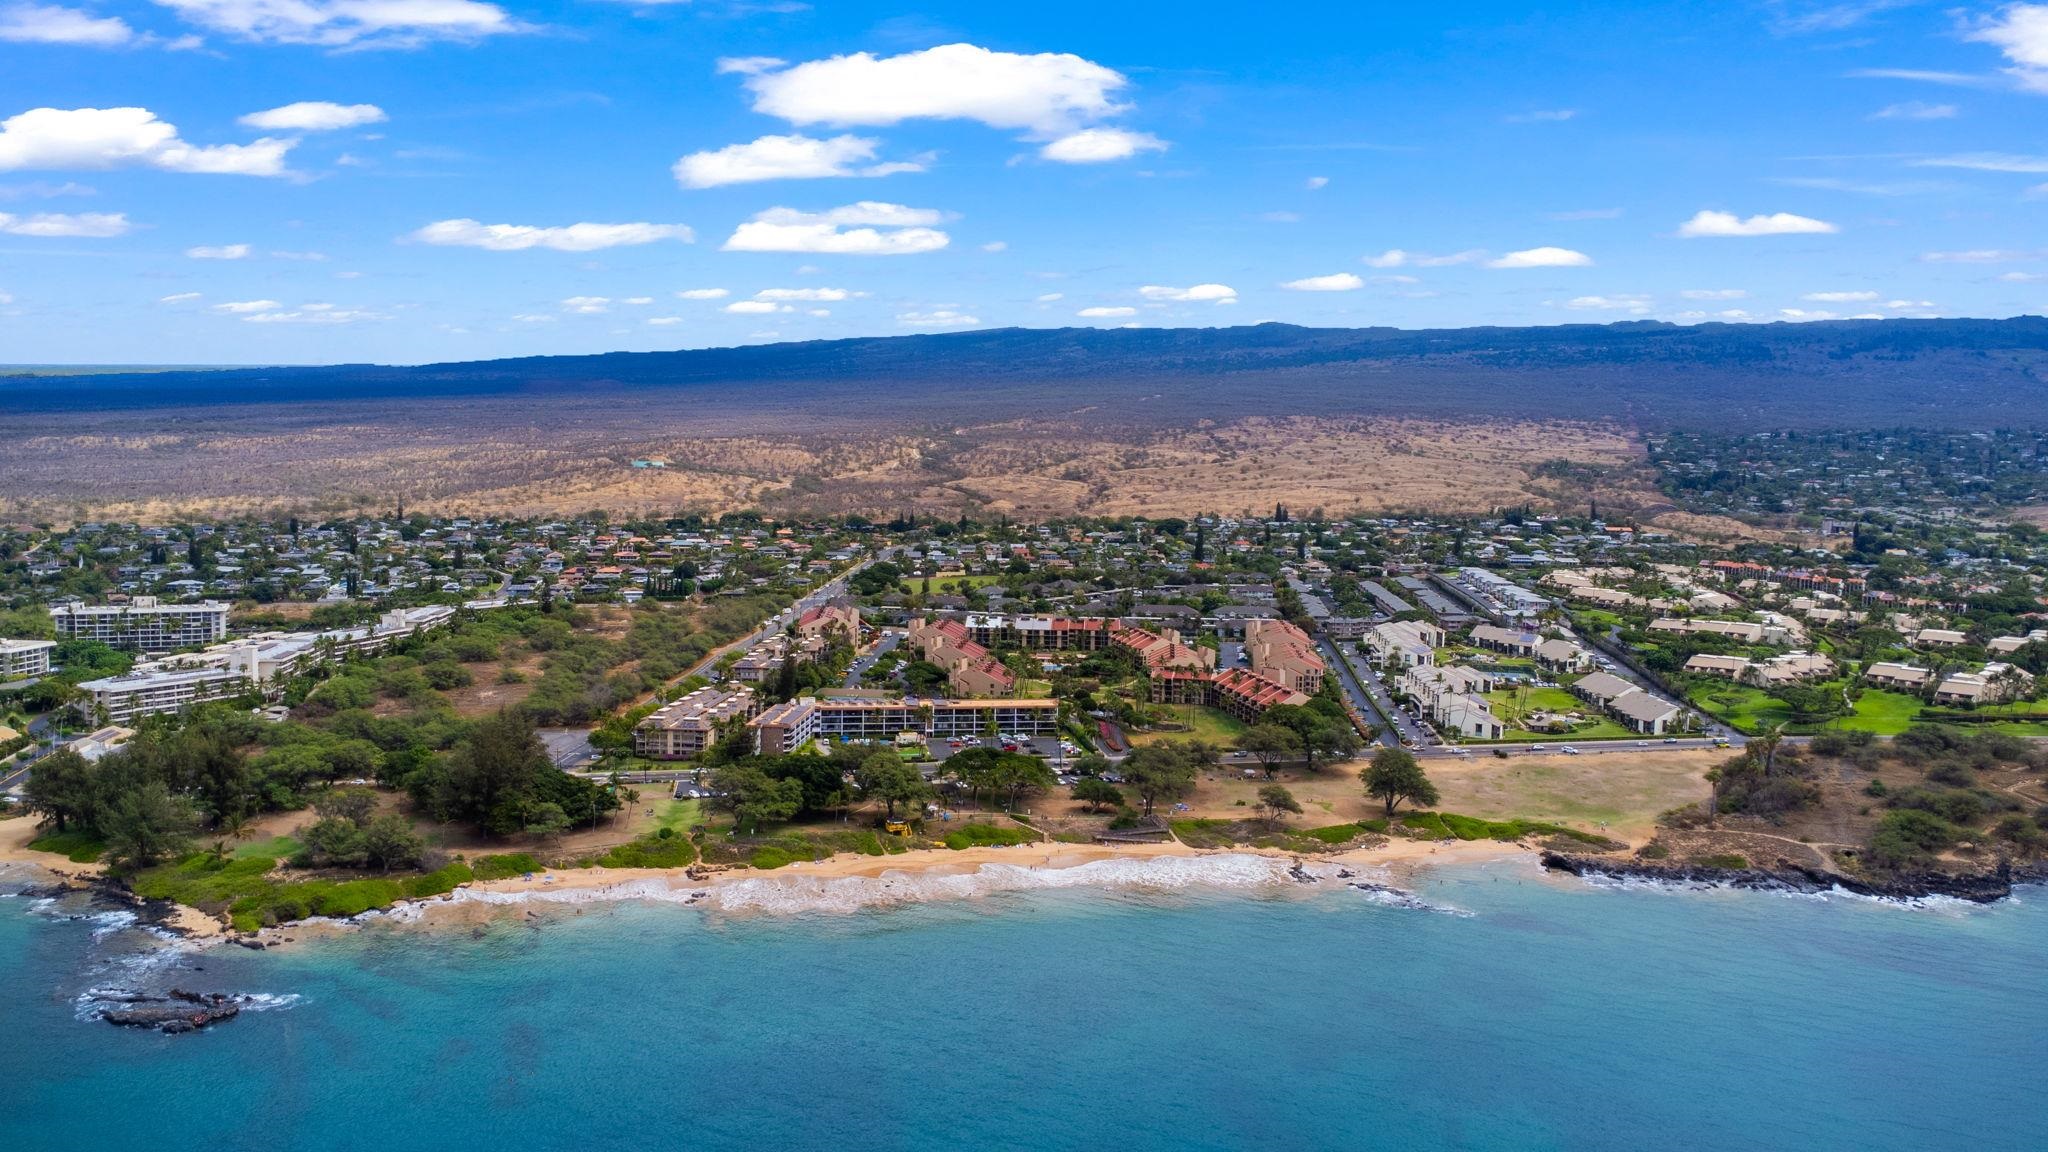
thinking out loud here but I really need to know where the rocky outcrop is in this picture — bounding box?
[96,989,243,1034]
[1541,851,2032,904]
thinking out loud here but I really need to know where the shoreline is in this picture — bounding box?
[0,831,1531,949]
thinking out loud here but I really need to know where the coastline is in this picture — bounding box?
[0,815,1529,948]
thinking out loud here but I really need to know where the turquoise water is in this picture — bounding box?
[2,859,2044,1152]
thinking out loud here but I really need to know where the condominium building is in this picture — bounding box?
[634,685,758,759]
[75,665,252,725]
[1243,618,1325,693]
[750,695,1059,755]
[0,637,56,680]
[1150,667,1310,726]
[51,596,230,653]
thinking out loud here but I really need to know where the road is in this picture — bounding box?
[1418,736,1734,759]
[674,556,874,685]
[843,627,902,689]
[1315,636,1405,748]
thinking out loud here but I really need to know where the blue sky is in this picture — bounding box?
[3,0,2048,364]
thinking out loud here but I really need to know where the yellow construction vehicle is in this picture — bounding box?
[884,820,912,837]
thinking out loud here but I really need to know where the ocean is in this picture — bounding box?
[2,855,2043,1152]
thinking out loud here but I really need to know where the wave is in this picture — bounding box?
[1576,871,1987,914]
[420,854,1367,918]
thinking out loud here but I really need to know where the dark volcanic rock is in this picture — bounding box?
[97,989,243,1034]
[1541,851,2021,903]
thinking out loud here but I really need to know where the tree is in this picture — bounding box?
[1255,783,1302,826]
[524,802,573,843]
[1360,747,1439,817]
[102,781,197,873]
[1122,745,1198,815]
[1239,724,1303,778]
[856,751,934,818]
[22,747,93,832]
[1071,777,1123,813]
[708,763,804,834]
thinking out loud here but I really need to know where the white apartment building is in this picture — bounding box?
[76,665,253,725]
[0,637,56,680]
[50,597,230,653]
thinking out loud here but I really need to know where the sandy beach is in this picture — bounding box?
[0,812,1534,946]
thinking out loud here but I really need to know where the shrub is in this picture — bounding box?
[750,846,795,869]
[471,853,545,881]
[1696,853,1749,870]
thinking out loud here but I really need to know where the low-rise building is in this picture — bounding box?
[75,664,252,725]
[1932,663,2036,706]
[1863,662,1931,690]
[1912,628,1969,649]
[750,695,1059,754]
[1243,618,1325,693]
[0,637,56,680]
[634,685,758,759]
[1150,667,1310,726]
[1361,619,1445,669]
[1684,653,1752,680]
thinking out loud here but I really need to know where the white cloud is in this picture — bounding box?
[1802,290,1878,302]
[152,0,521,49]
[647,316,684,326]
[1872,100,1957,120]
[1966,3,2048,90]
[756,287,855,301]
[1675,210,1837,237]
[0,210,128,236]
[0,107,294,176]
[1280,273,1364,291]
[673,133,924,188]
[1921,248,2033,262]
[1364,248,1485,268]
[411,218,694,252]
[1562,294,1651,314]
[1305,175,1328,189]
[214,298,280,312]
[561,295,609,313]
[722,202,950,255]
[1138,283,1236,304]
[1778,308,1839,320]
[1505,108,1577,123]
[1546,207,1624,221]
[0,3,133,45]
[675,287,729,299]
[1487,246,1592,268]
[240,303,385,323]
[1039,127,1166,163]
[897,309,980,327]
[1999,270,2046,280]
[159,291,201,302]
[511,313,555,323]
[622,296,653,305]
[981,240,1007,252]
[1034,292,1064,302]
[238,102,387,131]
[185,243,250,259]
[270,249,324,260]
[740,43,1130,135]
[724,300,787,314]
[1884,298,1934,309]
[1680,288,1747,300]
[716,55,785,75]
[1911,152,2048,172]
[1078,305,1136,317]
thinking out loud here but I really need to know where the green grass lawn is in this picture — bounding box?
[1476,686,1633,741]
[1132,705,1249,746]
[233,835,302,860]
[898,573,1008,594]
[1831,689,1923,735]
[1015,678,1054,697]
[1689,683,1793,733]
[653,798,701,834]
